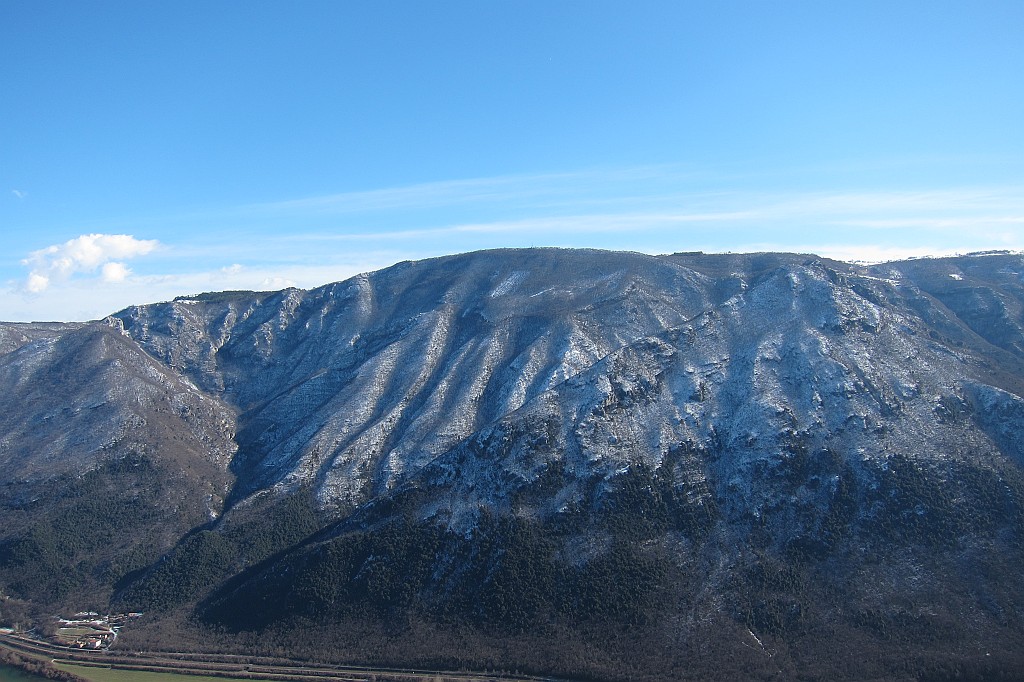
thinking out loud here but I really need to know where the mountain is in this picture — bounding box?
[3,248,1024,680]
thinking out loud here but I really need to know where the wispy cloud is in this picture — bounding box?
[11,189,27,200]
[234,172,1024,245]
[103,165,1024,255]
[277,210,757,244]
[5,167,1024,322]
[245,166,699,216]
[827,216,1024,230]
[240,182,1024,252]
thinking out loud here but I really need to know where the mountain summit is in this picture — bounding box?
[3,248,1024,680]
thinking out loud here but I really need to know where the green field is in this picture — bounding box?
[54,663,276,682]
[0,662,48,682]
[56,627,107,640]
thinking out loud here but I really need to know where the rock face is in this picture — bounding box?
[3,248,1024,680]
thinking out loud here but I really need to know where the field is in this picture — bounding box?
[53,665,256,682]
[0,634,550,682]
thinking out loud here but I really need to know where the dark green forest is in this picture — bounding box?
[5,448,1014,681]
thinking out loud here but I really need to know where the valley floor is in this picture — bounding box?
[0,634,558,682]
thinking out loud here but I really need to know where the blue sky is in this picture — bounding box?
[2,1,1023,321]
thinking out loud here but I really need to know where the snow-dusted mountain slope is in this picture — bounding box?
[89,249,1024,518]
[4,248,1024,680]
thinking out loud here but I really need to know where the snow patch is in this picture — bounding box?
[491,271,527,297]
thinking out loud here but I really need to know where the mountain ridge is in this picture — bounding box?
[3,247,1024,680]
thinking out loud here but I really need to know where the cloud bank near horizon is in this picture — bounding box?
[5,168,1024,322]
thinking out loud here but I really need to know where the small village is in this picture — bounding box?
[53,612,142,650]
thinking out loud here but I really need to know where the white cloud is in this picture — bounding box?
[101,262,131,283]
[771,244,968,264]
[260,276,298,290]
[25,272,49,293]
[11,189,27,200]
[21,233,159,292]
